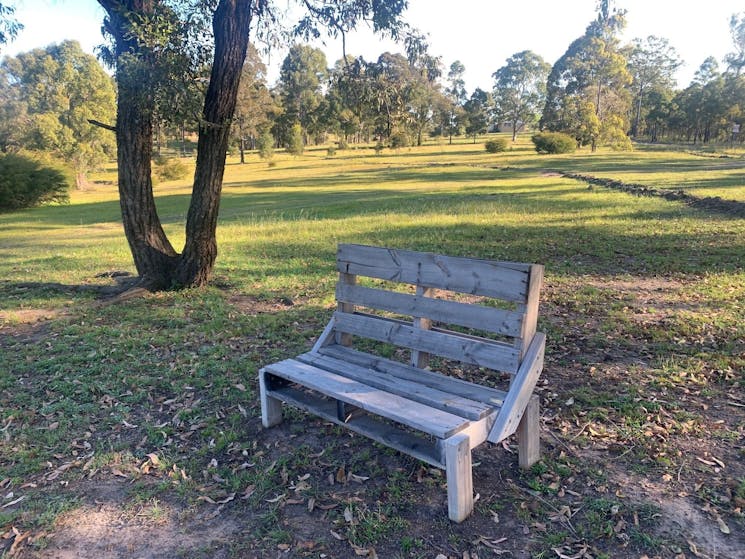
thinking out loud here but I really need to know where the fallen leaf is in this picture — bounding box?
[146,453,160,466]
[0,496,24,509]
[336,465,346,484]
[330,530,346,541]
[717,517,731,534]
[265,493,286,503]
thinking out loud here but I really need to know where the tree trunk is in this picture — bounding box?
[173,0,252,287]
[100,0,253,290]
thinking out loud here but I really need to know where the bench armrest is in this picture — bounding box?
[487,332,545,443]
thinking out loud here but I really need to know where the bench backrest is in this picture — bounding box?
[331,244,543,376]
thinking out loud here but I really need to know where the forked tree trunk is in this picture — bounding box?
[99,0,253,290]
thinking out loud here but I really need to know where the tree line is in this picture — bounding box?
[1,4,744,183]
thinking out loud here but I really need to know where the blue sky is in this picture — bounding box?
[4,0,744,90]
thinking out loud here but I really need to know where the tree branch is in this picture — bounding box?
[88,119,117,132]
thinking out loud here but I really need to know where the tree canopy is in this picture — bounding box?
[0,41,116,187]
[492,50,550,141]
[540,2,631,150]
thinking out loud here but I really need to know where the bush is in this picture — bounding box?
[257,130,275,160]
[531,132,577,154]
[286,123,304,156]
[337,138,348,150]
[326,146,337,157]
[390,130,410,149]
[152,157,190,183]
[0,152,71,211]
[484,138,508,153]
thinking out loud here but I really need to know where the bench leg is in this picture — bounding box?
[259,369,283,428]
[444,433,473,523]
[517,394,540,469]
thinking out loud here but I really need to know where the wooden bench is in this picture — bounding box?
[259,244,545,522]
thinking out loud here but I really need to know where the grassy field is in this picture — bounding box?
[1,137,744,558]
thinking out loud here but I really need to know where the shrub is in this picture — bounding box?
[0,152,71,211]
[152,157,190,183]
[374,141,384,155]
[390,130,410,149]
[326,146,337,157]
[531,132,577,154]
[286,123,304,156]
[484,138,508,153]
[257,130,275,160]
[337,138,348,150]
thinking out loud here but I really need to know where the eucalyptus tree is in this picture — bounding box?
[725,12,745,76]
[626,36,682,137]
[95,0,408,290]
[0,1,21,52]
[541,1,631,150]
[442,60,467,143]
[232,45,276,162]
[275,44,329,145]
[0,41,116,187]
[492,50,550,141]
[463,88,491,143]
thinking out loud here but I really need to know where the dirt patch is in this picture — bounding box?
[227,294,296,315]
[20,481,244,559]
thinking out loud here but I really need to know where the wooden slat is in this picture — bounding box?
[337,244,531,303]
[488,332,545,443]
[336,272,356,346]
[410,286,434,368]
[266,385,444,467]
[319,344,508,407]
[517,264,544,358]
[295,352,493,420]
[333,311,520,374]
[263,359,471,439]
[335,283,524,338]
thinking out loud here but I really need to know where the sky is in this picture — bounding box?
[3,0,744,91]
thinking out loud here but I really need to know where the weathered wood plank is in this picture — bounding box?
[266,385,443,467]
[335,283,524,337]
[444,433,473,523]
[337,244,531,302]
[263,359,471,439]
[336,273,356,346]
[333,311,520,374]
[259,368,283,428]
[517,264,543,358]
[517,394,541,468]
[319,344,508,407]
[410,286,434,368]
[296,351,493,420]
[487,332,545,443]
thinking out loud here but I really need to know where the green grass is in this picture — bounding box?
[1,135,744,557]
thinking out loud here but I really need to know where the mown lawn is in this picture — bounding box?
[1,137,744,558]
